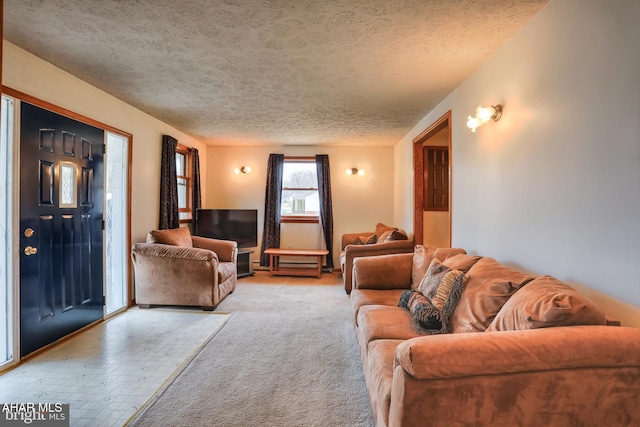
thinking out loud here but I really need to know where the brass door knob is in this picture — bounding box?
[24,246,38,256]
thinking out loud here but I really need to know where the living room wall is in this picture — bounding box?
[2,41,208,245]
[205,144,396,268]
[394,0,640,325]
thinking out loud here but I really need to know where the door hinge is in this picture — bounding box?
[103,145,106,154]
[101,220,105,230]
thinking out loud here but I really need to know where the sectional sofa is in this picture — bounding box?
[350,247,640,427]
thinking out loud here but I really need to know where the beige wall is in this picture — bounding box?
[394,0,640,325]
[206,144,396,267]
[2,41,208,245]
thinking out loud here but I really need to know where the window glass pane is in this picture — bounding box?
[59,162,77,208]
[282,162,317,188]
[175,153,185,176]
[281,190,319,216]
[177,178,187,209]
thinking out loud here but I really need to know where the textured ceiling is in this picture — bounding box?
[4,0,548,146]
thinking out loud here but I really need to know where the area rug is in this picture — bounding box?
[0,308,230,426]
[127,272,375,427]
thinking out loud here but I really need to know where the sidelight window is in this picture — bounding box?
[0,95,15,369]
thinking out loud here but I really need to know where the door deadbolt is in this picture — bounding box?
[24,228,35,238]
[24,246,38,256]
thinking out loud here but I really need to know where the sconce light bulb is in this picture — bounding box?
[235,166,251,174]
[476,106,494,124]
[466,115,480,133]
[346,168,361,176]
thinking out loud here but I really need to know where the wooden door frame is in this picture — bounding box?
[413,110,452,246]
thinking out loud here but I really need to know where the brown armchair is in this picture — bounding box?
[340,223,414,294]
[131,227,238,311]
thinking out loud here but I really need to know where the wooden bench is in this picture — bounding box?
[264,248,329,278]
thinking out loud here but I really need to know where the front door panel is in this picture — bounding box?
[20,102,104,357]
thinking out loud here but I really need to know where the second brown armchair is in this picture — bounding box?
[340,223,414,294]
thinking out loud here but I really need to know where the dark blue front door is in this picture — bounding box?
[20,102,105,357]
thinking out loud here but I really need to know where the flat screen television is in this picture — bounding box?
[195,209,258,248]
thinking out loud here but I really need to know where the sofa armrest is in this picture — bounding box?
[192,236,237,262]
[343,240,414,293]
[389,325,640,426]
[341,232,372,249]
[395,325,640,380]
[352,253,413,290]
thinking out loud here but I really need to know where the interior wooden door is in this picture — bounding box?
[19,102,105,357]
[413,111,452,247]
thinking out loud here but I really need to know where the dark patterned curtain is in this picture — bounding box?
[159,135,179,229]
[316,154,334,269]
[190,147,202,219]
[260,154,284,266]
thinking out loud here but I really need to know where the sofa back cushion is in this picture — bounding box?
[147,227,193,248]
[450,257,535,333]
[442,253,483,272]
[486,275,607,331]
[411,246,467,290]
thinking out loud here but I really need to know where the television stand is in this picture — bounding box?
[237,249,255,278]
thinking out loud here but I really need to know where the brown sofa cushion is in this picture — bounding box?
[442,253,483,272]
[411,246,467,290]
[486,275,607,331]
[357,305,422,349]
[147,227,193,248]
[450,257,535,333]
[351,289,405,326]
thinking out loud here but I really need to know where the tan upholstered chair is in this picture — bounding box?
[340,223,414,294]
[131,227,237,311]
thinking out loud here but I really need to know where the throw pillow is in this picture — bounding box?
[354,234,377,245]
[400,258,468,334]
[398,290,443,330]
[383,229,409,242]
[374,222,397,239]
[147,227,193,248]
[486,275,608,331]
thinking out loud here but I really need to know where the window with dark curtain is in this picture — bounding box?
[259,154,284,266]
[159,135,179,229]
[316,154,334,270]
[190,147,202,222]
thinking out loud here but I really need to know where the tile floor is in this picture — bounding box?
[0,308,229,427]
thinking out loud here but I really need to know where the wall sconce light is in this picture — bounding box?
[345,167,365,176]
[234,166,252,174]
[467,104,503,132]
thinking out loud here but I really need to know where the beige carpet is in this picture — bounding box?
[127,271,374,427]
